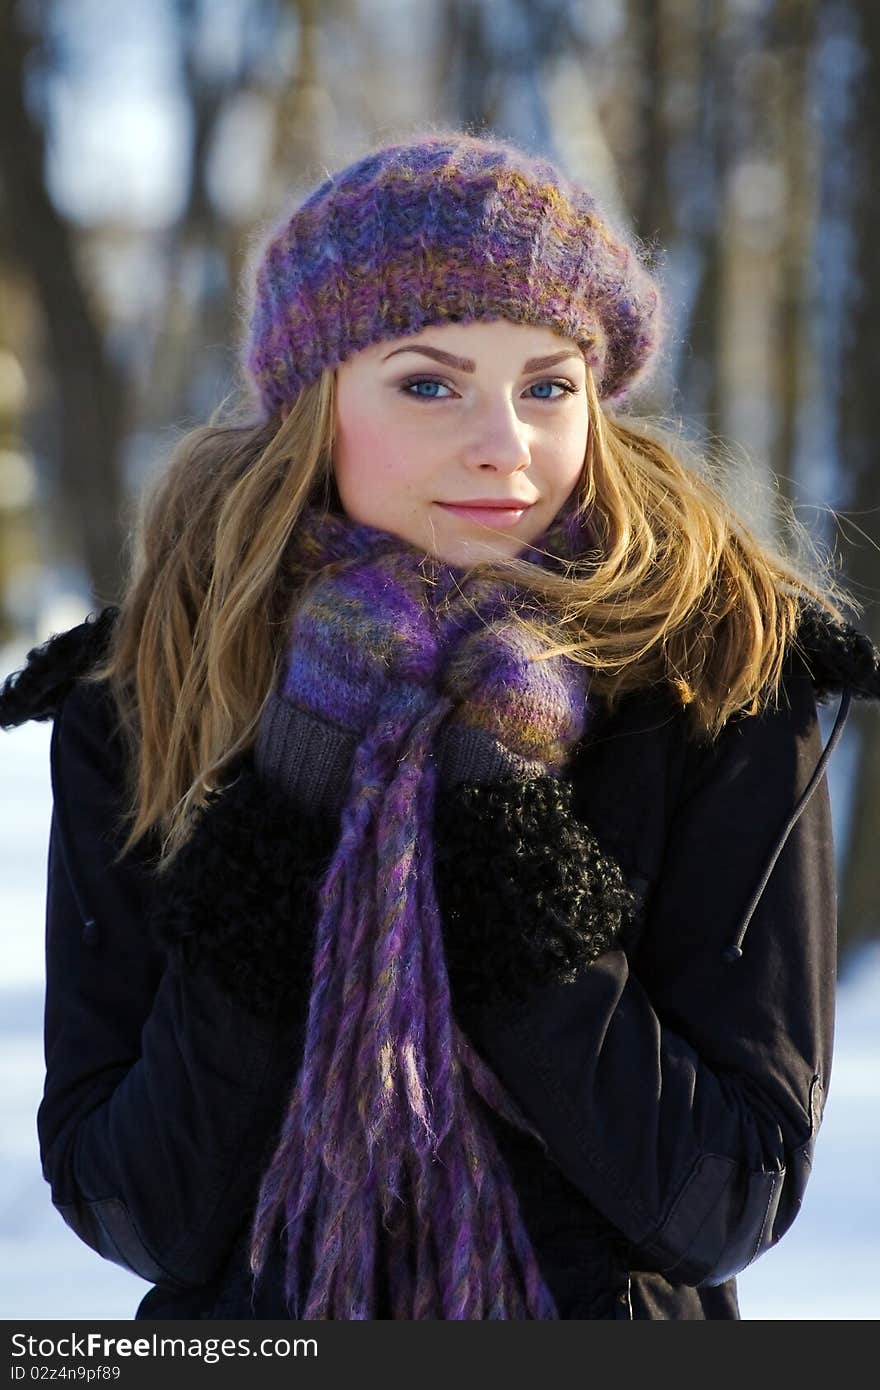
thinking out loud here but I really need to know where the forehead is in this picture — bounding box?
[359,318,585,368]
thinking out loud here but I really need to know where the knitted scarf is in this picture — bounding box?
[247,500,598,1319]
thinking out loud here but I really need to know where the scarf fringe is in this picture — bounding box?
[248,683,561,1318]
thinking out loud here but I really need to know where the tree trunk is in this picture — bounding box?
[0,3,127,604]
[834,1,880,955]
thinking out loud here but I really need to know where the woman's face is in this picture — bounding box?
[322,318,590,565]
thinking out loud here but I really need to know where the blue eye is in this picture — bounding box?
[403,377,451,399]
[529,380,573,399]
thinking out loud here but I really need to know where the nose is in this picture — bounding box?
[462,403,531,474]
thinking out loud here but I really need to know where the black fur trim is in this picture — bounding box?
[151,753,340,1020]
[432,775,640,1017]
[792,599,880,703]
[0,605,119,728]
[154,757,640,1023]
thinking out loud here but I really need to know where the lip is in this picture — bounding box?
[435,500,534,529]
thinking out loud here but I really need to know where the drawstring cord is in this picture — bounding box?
[722,687,852,962]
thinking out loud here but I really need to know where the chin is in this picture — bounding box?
[431,536,525,569]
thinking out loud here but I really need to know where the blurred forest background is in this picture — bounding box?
[0,0,877,954]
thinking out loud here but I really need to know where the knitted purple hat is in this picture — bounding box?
[241,129,665,416]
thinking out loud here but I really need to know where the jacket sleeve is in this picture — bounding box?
[432,662,837,1288]
[38,677,339,1291]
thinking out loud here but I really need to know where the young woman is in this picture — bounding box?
[2,129,879,1321]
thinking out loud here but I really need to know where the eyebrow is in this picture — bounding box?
[380,343,585,373]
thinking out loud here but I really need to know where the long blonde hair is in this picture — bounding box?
[84,363,855,869]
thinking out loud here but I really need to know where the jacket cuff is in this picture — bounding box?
[151,752,340,1019]
[433,721,550,786]
[431,775,641,1020]
[254,690,357,817]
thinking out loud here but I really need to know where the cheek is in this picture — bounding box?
[537,443,582,502]
[334,396,430,497]
[334,400,386,490]
[557,419,589,484]
[333,424,419,510]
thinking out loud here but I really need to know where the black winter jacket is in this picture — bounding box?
[2,602,879,1320]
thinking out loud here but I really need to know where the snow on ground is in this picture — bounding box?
[2,694,878,1320]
